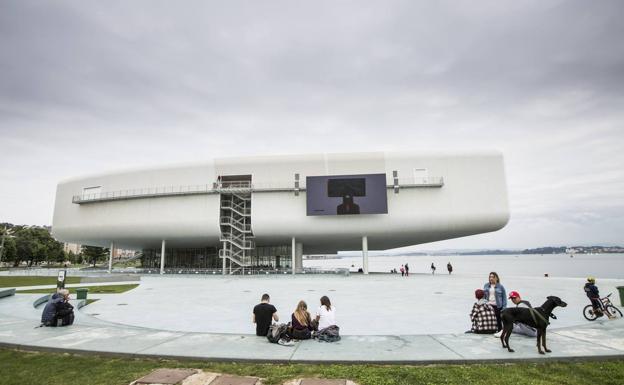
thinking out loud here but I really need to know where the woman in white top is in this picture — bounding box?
[315,295,336,330]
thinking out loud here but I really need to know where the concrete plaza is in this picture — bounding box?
[0,290,624,363]
[81,274,623,335]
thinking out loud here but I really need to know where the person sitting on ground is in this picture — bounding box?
[41,292,63,326]
[291,300,314,340]
[253,293,279,336]
[315,296,337,331]
[41,289,74,327]
[56,290,75,326]
[506,291,537,337]
[468,289,497,334]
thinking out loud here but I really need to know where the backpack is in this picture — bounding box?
[56,302,75,327]
[267,323,289,343]
[317,325,341,342]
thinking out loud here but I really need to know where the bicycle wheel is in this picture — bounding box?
[583,305,598,321]
[607,305,623,319]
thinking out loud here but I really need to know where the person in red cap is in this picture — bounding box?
[505,291,537,337]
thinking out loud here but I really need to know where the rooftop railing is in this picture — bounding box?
[72,176,444,204]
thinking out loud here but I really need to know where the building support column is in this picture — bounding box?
[160,240,166,275]
[295,242,303,273]
[291,237,296,275]
[362,235,369,275]
[108,242,114,274]
[222,241,227,275]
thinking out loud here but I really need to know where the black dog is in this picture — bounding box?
[500,296,567,354]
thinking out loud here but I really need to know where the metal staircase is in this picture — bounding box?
[218,181,254,274]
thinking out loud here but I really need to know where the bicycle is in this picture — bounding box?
[583,293,623,321]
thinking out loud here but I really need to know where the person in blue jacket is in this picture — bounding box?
[584,277,612,318]
[41,292,64,326]
[483,271,507,332]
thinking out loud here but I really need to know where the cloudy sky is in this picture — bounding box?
[1,1,623,250]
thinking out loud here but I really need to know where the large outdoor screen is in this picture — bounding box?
[306,173,388,216]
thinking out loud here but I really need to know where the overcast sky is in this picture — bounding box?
[1,1,623,250]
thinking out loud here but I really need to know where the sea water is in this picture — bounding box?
[304,253,624,279]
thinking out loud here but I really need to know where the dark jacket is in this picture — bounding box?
[41,293,63,324]
[584,282,599,298]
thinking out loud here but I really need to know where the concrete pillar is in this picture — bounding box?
[291,237,296,275]
[222,241,227,275]
[295,242,303,273]
[160,240,166,275]
[108,242,114,274]
[362,235,369,275]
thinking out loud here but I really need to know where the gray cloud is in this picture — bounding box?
[1,0,623,249]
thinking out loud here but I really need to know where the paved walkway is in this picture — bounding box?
[1,294,623,363]
[8,281,141,291]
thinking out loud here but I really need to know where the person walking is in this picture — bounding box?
[400,265,405,277]
[447,262,453,275]
[483,272,507,331]
[404,263,409,277]
[431,263,436,275]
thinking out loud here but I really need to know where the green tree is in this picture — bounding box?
[14,228,35,267]
[1,237,17,264]
[81,246,109,267]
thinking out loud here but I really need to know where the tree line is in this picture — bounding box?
[0,223,109,267]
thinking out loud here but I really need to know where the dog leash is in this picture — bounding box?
[529,308,550,326]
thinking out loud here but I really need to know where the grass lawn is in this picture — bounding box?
[18,284,139,295]
[0,276,82,288]
[0,348,623,385]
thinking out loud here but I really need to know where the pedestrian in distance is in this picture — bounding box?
[431,263,436,275]
[405,263,409,277]
[447,262,453,275]
[400,265,405,277]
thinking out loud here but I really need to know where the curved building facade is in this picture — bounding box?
[51,151,510,274]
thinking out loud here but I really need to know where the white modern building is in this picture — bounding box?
[51,151,510,274]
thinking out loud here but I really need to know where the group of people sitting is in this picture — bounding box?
[40,289,75,327]
[468,271,537,337]
[253,293,339,344]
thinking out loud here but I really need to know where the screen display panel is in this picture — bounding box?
[306,173,388,216]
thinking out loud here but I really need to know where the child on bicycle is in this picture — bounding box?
[584,277,612,319]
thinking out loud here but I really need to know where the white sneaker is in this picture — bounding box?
[493,331,502,338]
[277,338,295,346]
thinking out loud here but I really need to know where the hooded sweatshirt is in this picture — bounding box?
[41,293,63,324]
